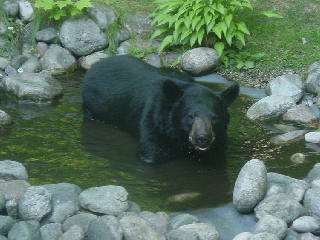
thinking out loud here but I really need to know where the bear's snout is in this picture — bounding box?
[189,117,214,151]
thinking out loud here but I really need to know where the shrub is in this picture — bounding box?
[34,0,92,20]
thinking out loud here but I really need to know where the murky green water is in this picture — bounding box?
[0,73,319,212]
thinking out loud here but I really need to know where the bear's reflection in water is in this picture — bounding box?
[80,119,230,210]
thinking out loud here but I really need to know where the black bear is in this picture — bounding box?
[82,55,239,163]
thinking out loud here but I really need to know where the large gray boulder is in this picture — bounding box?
[305,163,320,183]
[0,160,28,180]
[87,215,122,240]
[283,104,317,123]
[0,180,30,201]
[8,220,41,240]
[300,233,320,240]
[303,187,320,220]
[266,74,304,102]
[18,186,52,221]
[270,130,307,145]
[18,0,34,21]
[233,159,267,213]
[291,216,320,233]
[20,56,42,73]
[42,183,81,223]
[167,223,219,240]
[247,95,297,120]
[40,44,76,75]
[0,110,12,126]
[306,61,320,95]
[123,13,153,35]
[305,132,320,144]
[35,28,58,43]
[0,57,10,70]
[0,192,5,211]
[3,0,19,17]
[60,18,107,56]
[78,51,109,70]
[253,215,287,239]
[0,72,63,103]
[248,232,279,240]
[120,215,165,240]
[169,214,199,230]
[139,211,169,234]
[63,212,97,233]
[0,216,16,235]
[254,193,305,223]
[87,2,117,30]
[79,185,128,215]
[181,48,220,75]
[60,225,84,240]
[40,223,63,240]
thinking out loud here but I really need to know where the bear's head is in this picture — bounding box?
[163,80,239,151]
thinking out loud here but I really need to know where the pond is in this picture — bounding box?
[0,72,318,212]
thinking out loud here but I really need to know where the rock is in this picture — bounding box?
[63,212,97,233]
[123,13,153,35]
[79,185,128,215]
[266,74,303,102]
[284,229,300,240]
[306,61,320,95]
[3,0,19,17]
[0,216,16,235]
[270,130,307,144]
[36,42,48,57]
[248,232,279,240]
[126,201,141,213]
[290,153,306,164]
[119,215,165,240]
[87,2,117,30]
[0,180,30,201]
[143,54,162,68]
[167,192,201,203]
[6,199,18,218]
[116,40,131,55]
[0,236,8,240]
[4,66,17,76]
[139,211,169,234]
[0,192,4,211]
[115,28,130,43]
[42,183,81,223]
[0,23,6,35]
[300,233,320,240]
[18,0,34,21]
[18,186,52,221]
[266,184,284,197]
[181,48,220,75]
[87,215,122,240]
[233,159,267,213]
[254,193,305,223]
[291,216,320,233]
[268,172,308,189]
[40,44,76,75]
[0,57,10,70]
[161,52,182,67]
[305,163,320,183]
[0,110,12,126]
[273,124,298,133]
[167,223,219,240]
[35,28,58,43]
[60,17,107,56]
[0,161,28,181]
[78,51,109,70]
[253,215,287,239]
[0,72,63,103]
[303,187,320,219]
[169,214,199,230]
[305,132,320,143]
[11,55,28,69]
[60,225,84,240]
[233,232,253,240]
[20,56,41,73]
[247,95,297,120]
[311,178,320,188]
[287,182,308,202]
[40,223,62,240]
[8,220,41,240]
[283,104,317,123]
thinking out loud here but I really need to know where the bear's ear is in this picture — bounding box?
[220,83,240,106]
[163,80,183,102]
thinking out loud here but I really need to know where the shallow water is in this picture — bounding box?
[0,73,319,212]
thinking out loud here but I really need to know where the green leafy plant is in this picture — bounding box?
[222,50,265,69]
[150,0,282,55]
[34,0,92,20]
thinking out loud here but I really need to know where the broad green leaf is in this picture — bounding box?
[35,0,55,10]
[197,28,205,45]
[180,30,192,41]
[216,3,225,14]
[225,14,233,28]
[74,0,92,10]
[230,1,242,7]
[204,11,212,25]
[160,35,173,52]
[244,60,255,69]
[70,7,81,16]
[192,16,201,30]
[189,33,198,47]
[235,31,246,46]
[55,1,68,9]
[174,18,184,31]
[252,52,266,58]
[213,24,222,39]
[236,60,245,69]
[262,11,284,18]
[225,31,233,46]
[52,9,67,20]
[184,17,191,29]
[214,42,224,56]
[195,19,205,32]
[237,22,250,35]
[206,20,215,33]
[242,2,253,10]
[220,22,227,36]
[151,28,167,39]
